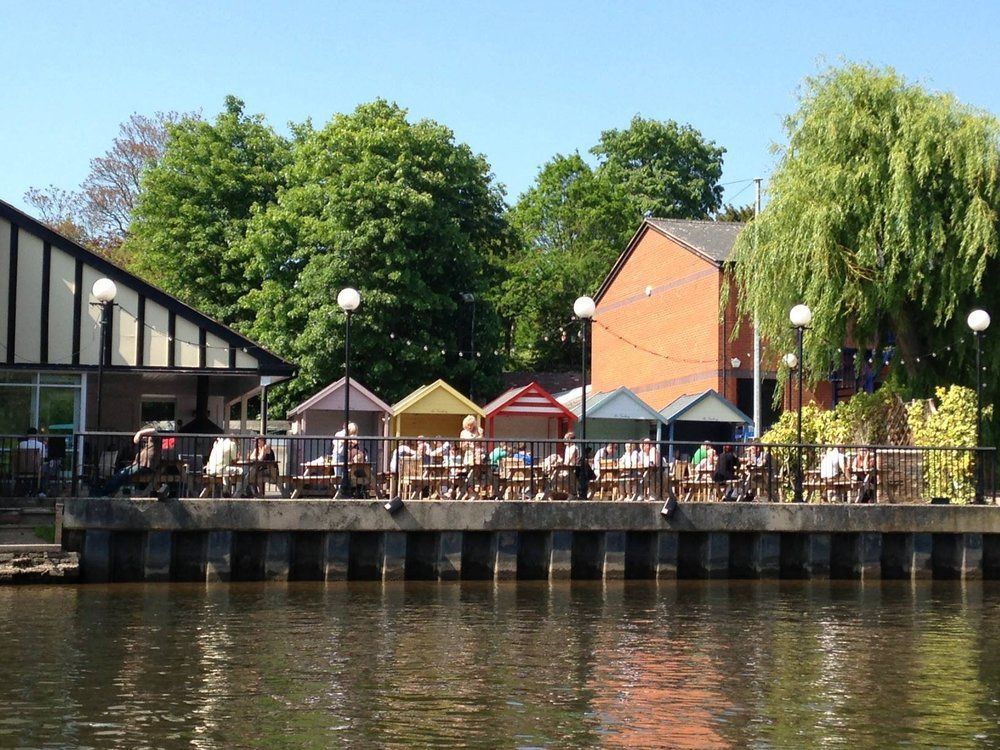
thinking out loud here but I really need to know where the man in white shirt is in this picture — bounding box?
[593,443,616,477]
[17,428,53,496]
[638,439,663,500]
[18,428,47,459]
[819,446,846,502]
[205,436,241,495]
[562,431,579,467]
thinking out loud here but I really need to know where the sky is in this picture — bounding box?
[3,1,1000,213]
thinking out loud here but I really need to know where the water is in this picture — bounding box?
[2,581,1000,749]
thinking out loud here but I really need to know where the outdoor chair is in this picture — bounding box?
[594,460,618,500]
[498,458,532,500]
[98,449,119,479]
[397,457,424,499]
[11,448,43,497]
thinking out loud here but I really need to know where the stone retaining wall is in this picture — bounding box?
[58,499,1000,583]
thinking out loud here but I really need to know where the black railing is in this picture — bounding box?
[0,433,995,505]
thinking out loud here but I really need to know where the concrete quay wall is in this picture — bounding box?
[61,499,1000,583]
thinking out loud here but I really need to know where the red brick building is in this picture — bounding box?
[591,219,838,431]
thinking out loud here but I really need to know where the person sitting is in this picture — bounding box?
[332,422,359,469]
[691,442,711,468]
[17,427,58,496]
[99,427,160,497]
[244,437,275,496]
[415,436,433,465]
[819,446,847,502]
[205,436,241,496]
[618,442,640,469]
[562,431,580,467]
[637,439,663,500]
[712,445,740,484]
[593,442,616,476]
[390,440,417,473]
[511,443,533,465]
[427,439,451,463]
[851,448,877,503]
[488,442,510,468]
[851,448,875,474]
[615,443,642,500]
[694,446,717,476]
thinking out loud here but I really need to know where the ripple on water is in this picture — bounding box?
[1,580,1000,748]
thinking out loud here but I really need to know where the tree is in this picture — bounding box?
[240,100,513,406]
[594,116,725,240]
[125,96,290,325]
[715,203,755,222]
[504,117,725,369]
[500,154,621,369]
[25,111,184,259]
[729,64,1000,413]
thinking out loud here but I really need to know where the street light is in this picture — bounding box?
[337,287,361,499]
[574,296,596,440]
[968,308,991,503]
[574,295,596,501]
[789,304,812,502]
[783,352,798,413]
[91,278,117,430]
[460,292,476,400]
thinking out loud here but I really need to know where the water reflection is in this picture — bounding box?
[1,581,1000,748]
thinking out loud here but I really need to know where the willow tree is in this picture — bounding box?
[730,64,1000,405]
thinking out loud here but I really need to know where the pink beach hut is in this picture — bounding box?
[286,377,393,437]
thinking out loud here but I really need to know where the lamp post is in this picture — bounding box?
[968,309,991,504]
[783,352,799,413]
[338,287,361,499]
[91,278,117,430]
[789,304,812,503]
[574,296,596,440]
[461,292,476,400]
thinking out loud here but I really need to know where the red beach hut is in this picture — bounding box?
[484,381,577,440]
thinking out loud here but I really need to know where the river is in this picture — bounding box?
[1,581,999,749]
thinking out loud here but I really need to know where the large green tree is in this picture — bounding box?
[503,117,725,369]
[126,96,291,324]
[729,64,1000,409]
[242,100,513,406]
[500,153,620,368]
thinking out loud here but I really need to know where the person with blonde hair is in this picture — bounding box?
[459,415,483,463]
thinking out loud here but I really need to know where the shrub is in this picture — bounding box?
[906,385,989,504]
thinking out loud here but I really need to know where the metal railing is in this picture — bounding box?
[0,433,995,504]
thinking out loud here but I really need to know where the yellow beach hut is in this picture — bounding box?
[391,379,484,438]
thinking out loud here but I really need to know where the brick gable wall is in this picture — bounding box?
[592,226,833,417]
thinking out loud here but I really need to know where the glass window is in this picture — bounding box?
[39,387,79,434]
[0,386,33,434]
[39,373,81,385]
[141,400,176,423]
[0,372,34,384]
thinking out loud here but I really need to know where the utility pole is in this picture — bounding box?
[752,178,763,437]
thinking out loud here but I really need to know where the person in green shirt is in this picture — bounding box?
[488,444,509,467]
[691,442,711,467]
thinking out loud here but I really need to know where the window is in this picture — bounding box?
[141,399,176,424]
[0,373,82,435]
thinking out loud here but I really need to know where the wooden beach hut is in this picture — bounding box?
[562,385,669,442]
[286,377,392,437]
[659,389,753,459]
[484,382,576,440]
[391,379,484,438]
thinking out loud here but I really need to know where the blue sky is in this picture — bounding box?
[3,1,999,213]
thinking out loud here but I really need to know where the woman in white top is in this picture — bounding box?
[459,415,484,465]
[618,443,640,469]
